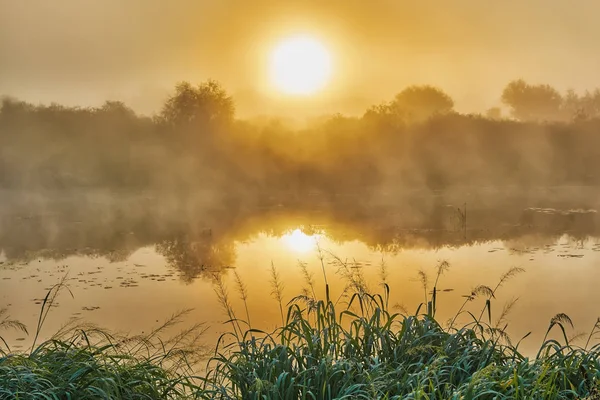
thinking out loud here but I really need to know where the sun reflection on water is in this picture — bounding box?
[281,228,322,253]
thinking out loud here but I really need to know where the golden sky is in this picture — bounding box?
[1,0,600,118]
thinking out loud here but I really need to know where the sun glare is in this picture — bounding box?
[269,35,332,96]
[282,228,319,253]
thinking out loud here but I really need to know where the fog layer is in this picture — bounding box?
[2,81,600,281]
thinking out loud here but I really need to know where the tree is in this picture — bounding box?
[501,80,563,122]
[561,89,582,121]
[362,102,405,131]
[98,100,136,118]
[159,80,234,128]
[485,107,502,120]
[391,85,454,122]
[577,89,600,120]
[0,97,34,119]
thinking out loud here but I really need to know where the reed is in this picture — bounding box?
[0,280,207,399]
[2,257,600,399]
[204,258,600,399]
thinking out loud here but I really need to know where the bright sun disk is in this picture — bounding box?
[269,35,332,96]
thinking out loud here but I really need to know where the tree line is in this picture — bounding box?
[2,79,600,196]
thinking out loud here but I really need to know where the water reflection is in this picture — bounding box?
[1,189,600,356]
[1,188,599,281]
[281,228,322,253]
[156,232,235,282]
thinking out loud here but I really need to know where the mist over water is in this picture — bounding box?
[3,79,600,360]
[2,185,600,357]
[0,187,599,274]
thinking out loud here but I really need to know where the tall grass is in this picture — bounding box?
[0,308,27,355]
[2,256,600,399]
[203,258,600,399]
[0,277,207,399]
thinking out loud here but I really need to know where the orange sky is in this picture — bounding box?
[2,0,600,118]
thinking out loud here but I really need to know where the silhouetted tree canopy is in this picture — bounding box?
[99,100,136,119]
[159,80,234,128]
[2,79,600,193]
[566,89,600,121]
[0,97,34,121]
[501,80,563,122]
[362,102,405,131]
[391,85,454,122]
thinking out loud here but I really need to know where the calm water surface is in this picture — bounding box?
[2,189,600,356]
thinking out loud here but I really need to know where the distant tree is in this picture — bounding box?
[362,102,405,130]
[0,97,34,118]
[501,80,563,122]
[159,80,234,128]
[391,85,454,122]
[560,89,582,121]
[577,89,600,120]
[98,100,136,118]
[485,107,502,120]
[363,102,396,120]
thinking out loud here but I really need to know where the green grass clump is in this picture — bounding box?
[1,317,207,400]
[202,258,600,399]
[2,258,600,399]
[0,280,207,400]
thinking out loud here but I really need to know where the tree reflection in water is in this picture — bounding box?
[0,188,598,282]
[156,231,235,283]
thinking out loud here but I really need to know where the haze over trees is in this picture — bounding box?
[159,81,235,128]
[501,79,600,122]
[2,79,600,197]
[391,85,455,122]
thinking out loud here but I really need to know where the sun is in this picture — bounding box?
[269,35,332,96]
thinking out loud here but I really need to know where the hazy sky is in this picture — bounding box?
[2,0,600,117]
